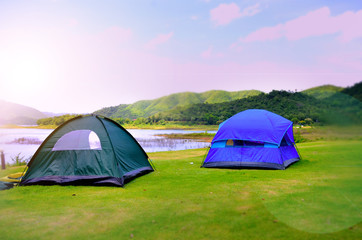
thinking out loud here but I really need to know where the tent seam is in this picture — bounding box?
[278,122,293,147]
[96,116,122,177]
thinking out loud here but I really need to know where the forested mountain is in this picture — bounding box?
[302,84,343,99]
[0,100,47,125]
[341,81,362,102]
[94,90,262,119]
[36,82,362,127]
[154,88,362,125]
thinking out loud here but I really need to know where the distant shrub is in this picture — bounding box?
[10,153,29,166]
[37,114,80,126]
[294,130,308,143]
[9,137,42,145]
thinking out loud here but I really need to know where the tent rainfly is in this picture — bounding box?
[202,109,300,169]
[20,115,153,187]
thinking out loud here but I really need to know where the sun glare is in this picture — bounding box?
[4,49,50,94]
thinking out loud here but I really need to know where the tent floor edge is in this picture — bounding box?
[0,181,17,190]
[123,166,154,184]
[202,161,285,170]
[20,175,124,187]
[283,157,300,168]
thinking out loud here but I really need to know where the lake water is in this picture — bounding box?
[0,128,214,164]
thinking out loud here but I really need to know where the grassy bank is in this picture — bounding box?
[156,125,362,143]
[294,125,362,142]
[122,123,218,131]
[0,140,361,239]
[155,132,216,142]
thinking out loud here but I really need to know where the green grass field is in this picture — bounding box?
[0,140,361,239]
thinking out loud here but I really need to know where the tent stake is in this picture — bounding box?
[1,150,5,170]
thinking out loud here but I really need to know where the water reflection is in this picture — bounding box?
[138,138,210,152]
[0,128,214,164]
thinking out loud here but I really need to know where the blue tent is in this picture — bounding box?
[202,109,300,169]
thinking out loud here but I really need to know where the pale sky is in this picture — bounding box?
[0,0,361,113]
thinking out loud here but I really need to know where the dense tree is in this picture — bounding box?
[37,83,362,127]
[37,114,80,126]
[154,90,362,125]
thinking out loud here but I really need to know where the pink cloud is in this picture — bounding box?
[241,3,261,17]
[201,46,213,59]
[229,42,243,52]
[200,46,225,59]
[335,10,362,42]
[145,32,174,50]
[241,7,362,43]
[210,3,260,26]
[242,24,283,42]
[284,7,338,40]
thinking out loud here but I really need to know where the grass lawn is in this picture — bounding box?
[0,140,361,239]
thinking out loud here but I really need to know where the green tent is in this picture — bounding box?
[20,115,153,187]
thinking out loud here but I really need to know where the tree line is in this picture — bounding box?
[37,87,362,127]
[37,114,80,126]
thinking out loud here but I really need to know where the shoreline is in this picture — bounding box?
[2,124,361,143]
[0,124,219,131]
[155,133,215,142]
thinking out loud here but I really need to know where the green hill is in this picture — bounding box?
[341,81,362,102]
[0,100,47,125]
[156,89,362,125]
[302,84,343,99]
[37,82,362,127]
[94,90,262,119]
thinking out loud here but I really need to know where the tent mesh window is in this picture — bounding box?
[280,137,291,146]
[244,140,264,147]
[234,140,243,147]
[52,130,102,151]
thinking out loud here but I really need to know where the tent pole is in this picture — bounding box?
[294,143,303,161]
[148,158,157,171]
[17,165,28,187]
[200,145,210,167]
[1,150,5,170]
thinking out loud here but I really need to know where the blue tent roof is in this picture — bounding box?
[212,109,293,145]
